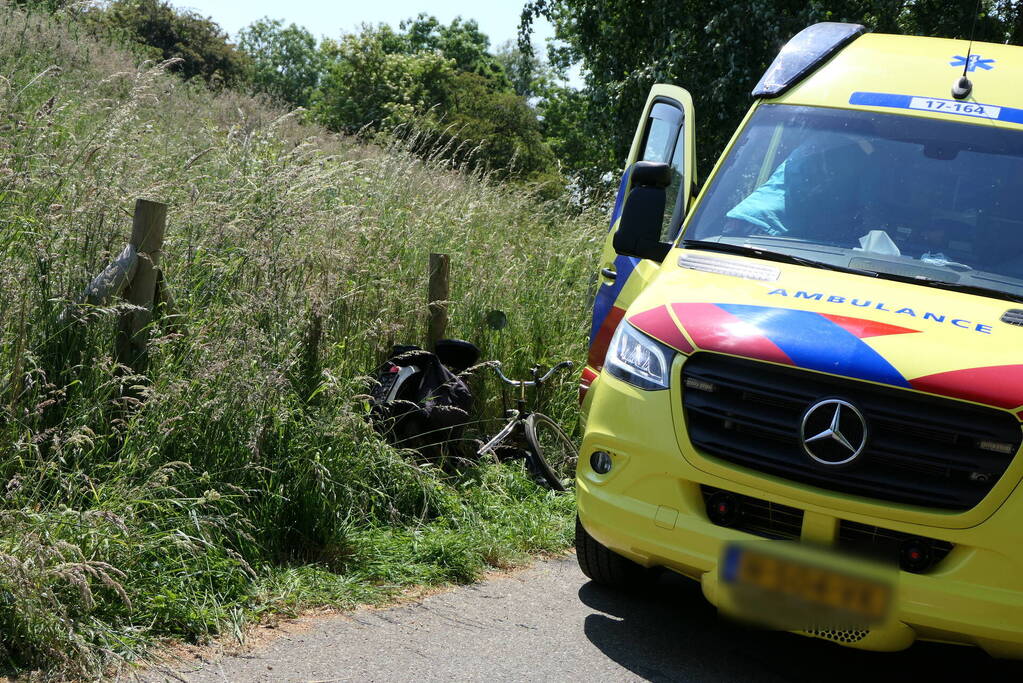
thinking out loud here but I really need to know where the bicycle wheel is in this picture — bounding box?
[524,413,578,492]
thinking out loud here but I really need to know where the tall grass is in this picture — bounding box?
[0,4,602,678]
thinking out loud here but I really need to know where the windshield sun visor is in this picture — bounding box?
[753,22,867,98]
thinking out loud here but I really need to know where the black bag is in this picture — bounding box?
[367,345,475,461]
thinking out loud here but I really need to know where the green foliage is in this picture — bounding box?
[494,40,559,100]
[523,0,1023,184]
[311,22,557,182]
[237,17,323,108]
[84,0,248,87]
[11,0,75,11]
[401,13,509,88]
[311,28,458,134]
[433,71,558,182]
[537,84,614,194]
[0,4,594,678]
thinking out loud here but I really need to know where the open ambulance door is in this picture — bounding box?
[581,84,696,407]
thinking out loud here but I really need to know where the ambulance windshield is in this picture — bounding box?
[683,104,1023,298]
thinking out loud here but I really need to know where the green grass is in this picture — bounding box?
[0,4,602,678]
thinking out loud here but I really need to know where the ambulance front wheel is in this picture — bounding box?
[575,517,645,588]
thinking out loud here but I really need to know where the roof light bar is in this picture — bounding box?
[752,22,867,98]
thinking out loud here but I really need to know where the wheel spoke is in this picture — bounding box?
[526,414,578,491]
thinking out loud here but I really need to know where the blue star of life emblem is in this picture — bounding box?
[950,54,995,72]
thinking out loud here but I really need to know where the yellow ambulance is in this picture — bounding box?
[577,22,1023,657]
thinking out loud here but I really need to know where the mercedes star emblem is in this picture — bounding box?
[800,399,868,466]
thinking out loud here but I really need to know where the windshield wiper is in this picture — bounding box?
[902,278,1023,305]
[681,240,880,277]
[684,239,1023,303]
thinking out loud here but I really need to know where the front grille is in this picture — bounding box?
[838,520,953,574]
[701,485,803,539]
[701,484,953,574]
[805,628,869,644]
[682,353,1021,510]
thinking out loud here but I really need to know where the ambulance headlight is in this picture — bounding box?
[604,321,674,390]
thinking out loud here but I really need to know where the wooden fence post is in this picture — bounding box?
[427,253,450,351]
[116,199,167,370]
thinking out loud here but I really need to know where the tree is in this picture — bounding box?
[493,40,559,100]
[12,0,77,11]
[441,71,557,180]
[400,14,509,88]
[238,18,323,108]
[521,0,1023,186]
[310,27,458,134]
[536,84,611,191]
[86,0,248,87]
[310,23,558,182]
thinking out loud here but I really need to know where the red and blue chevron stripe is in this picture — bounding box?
[631,303,919,387]
[621,302,1023,413]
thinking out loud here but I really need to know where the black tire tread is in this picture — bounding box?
[575,517,644,587]
[524,413,577,492]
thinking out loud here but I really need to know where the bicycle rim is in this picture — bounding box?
[524,413,578,492]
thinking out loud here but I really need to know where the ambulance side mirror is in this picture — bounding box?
[613,161,672,262]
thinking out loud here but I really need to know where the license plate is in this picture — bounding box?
[721,543,892,627]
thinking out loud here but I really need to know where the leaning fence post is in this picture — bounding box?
[116,199,167,370]
[427,252,450,351]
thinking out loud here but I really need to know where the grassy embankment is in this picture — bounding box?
[0,5,602,678]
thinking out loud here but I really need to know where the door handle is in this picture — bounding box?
[600,268,617,281]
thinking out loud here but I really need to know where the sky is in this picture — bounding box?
[170,1,558,52]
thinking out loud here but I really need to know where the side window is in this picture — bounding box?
[641,102,682,163]
[661,130,687,241]
[641,101,686,241]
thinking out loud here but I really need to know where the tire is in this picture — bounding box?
[524,413,578,492]
[575,517,645,587]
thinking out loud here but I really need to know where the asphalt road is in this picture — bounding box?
[147,555,1023,683]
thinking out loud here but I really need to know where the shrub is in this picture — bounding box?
[82,0,249,87]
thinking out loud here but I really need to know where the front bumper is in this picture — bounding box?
[578,370,1023,658]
